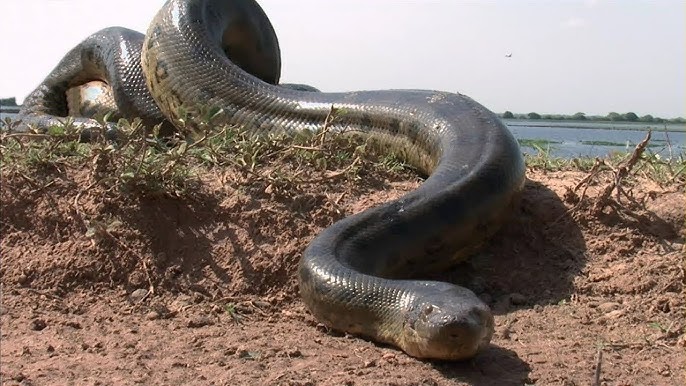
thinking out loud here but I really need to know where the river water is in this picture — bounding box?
[2,111,683,159]
[508,120,685,159]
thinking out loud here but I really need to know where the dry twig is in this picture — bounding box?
[593,346,603,386]
[592,130,651,214]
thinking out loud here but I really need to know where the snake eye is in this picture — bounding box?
[423,305,434,315]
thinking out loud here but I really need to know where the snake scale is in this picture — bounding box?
[16,0,525,360]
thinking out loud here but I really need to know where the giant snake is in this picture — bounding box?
[16,0,525,360]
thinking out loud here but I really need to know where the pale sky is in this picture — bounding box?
[1,0,684,118]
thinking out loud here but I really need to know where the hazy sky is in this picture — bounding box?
[1,0,683,118]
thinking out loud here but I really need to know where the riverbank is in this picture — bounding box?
[504,119,686,132]
[0,106,20,114]
[3,112,684,159]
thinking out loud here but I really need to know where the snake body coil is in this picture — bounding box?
[17,0,525,360]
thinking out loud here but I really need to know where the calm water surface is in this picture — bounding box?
[509,122,685,158]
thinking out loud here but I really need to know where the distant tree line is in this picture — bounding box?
[0,97,17,106]
[500,110,685,124]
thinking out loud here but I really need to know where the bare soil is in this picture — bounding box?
[1,152,684,385]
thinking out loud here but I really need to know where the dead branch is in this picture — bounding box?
[592,130,651,215]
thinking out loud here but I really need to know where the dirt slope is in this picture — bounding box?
[1,152,684,385]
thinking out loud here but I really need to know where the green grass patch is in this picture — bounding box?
[579,140,625,147]
[517,138,561,148]
[524,141,686,184]
[0,109,415,198]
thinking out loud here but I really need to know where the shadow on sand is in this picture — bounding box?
[431,178,587,384]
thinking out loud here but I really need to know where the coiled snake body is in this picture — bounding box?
[17,0,525,360]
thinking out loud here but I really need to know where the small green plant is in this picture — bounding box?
[524,144,570,171]
[224,303,245,324]
[648,321,666,332]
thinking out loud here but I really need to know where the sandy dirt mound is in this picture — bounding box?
[1,146,684,385]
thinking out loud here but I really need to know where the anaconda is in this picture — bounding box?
[16,0,525,360]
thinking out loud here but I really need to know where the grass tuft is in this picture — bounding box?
[524,136,685,184]
[0,108,417,199]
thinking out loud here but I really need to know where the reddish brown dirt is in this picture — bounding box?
[1,157,684,385]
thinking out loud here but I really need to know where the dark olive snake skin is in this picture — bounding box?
[16,0,525,360]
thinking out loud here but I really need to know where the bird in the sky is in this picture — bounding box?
[505,53,513,58]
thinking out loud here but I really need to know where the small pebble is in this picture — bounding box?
[146,311,160,320]
[287,348,303,358]
[65,321,82,329]
[420,378,439,386]
[597,302,621,313]
[604,310,625,320]
[171,295,193,312]
[315,323,328,332]
[186,316,214,328]
[30,319,47,331]
[129,288,149,303]
[236,348,259,359]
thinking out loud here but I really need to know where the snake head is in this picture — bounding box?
[400,284,494,360]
